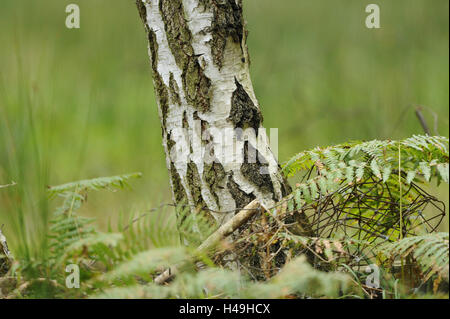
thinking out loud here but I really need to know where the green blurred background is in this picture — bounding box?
[0,0,448,257]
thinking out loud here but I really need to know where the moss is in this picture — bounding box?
[227,174,255,210]
[170,162,187,205]
[135,0,149,32]
[156,77,170,129]
[169,72,181,106]
[240,141,275,196]
[186,162,206,208]
[159,0,212,113]
[185,162,216,224]
[183,58,211,113]
[228,78,262,130]
[203,162,226,208]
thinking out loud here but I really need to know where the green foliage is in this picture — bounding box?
[5,171,359,299]
[281,135,449,245]
[110,207,179,260]
[376,232,449,282]
[56,232,123,269]
[273,135,449,297]
[245,255,352,298]
[1,135,448,299]
[278,233,368,265]
[47,173,143,197]
[1,0,448,245]
[0,173,143,297]
[48,192,96,260]
[283,135,449,191]
[101,247,190,283]
[176,205,217,246]
[48,173,142,260]
[0,0,448,300]
[93,255,353,299]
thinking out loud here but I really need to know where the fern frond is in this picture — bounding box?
[93,255,355,299]
[376,232,449,281]
[47,172,142,197]
[176,204,217,246]
[279,233,372,265]
[48,192,96,258]
[283,135,449,186]
[56,233,124,268]
[91,284,170,299]
[245,255,353,298]
[101,247,190,283]
[48,173,142,265]
[114,205,180,258]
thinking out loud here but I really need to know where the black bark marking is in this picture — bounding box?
[203,162,226,209]
[241,141,275,196]
[227,174,255,210]
[170,162,188,205]
[186,162,207,209]
[182,111,189,129]
[228,78,262,131]
[160,0,212,113]
[200,120,208,140]
[193,111,200,120]
[167,132,176,152]
[186,162,216,224]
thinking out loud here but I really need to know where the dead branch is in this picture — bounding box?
[154,200,263,285]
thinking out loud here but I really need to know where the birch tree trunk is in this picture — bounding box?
[136,0,291,227]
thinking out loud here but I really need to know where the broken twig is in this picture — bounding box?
[0,182,17,189]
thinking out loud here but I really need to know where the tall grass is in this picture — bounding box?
[0,45,51,261]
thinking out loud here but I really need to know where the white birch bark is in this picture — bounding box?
[136,0,291,227]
